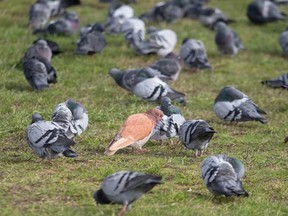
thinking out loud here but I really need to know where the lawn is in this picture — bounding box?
[0,0,287,215]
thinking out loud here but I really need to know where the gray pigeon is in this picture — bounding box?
[51,99,88,139]
[22,39,52,63]
[149,52,183,81]
[121,18,145,48]
[29,0,51,31]
[214,86,267,123]
[33,38,62,56]
[134,28,177,57]
[247,0,285,24]
[179,119,215,157]
[279,29,288,57]
[80,23,104,37]
[140,1,184,23]
[27,113,77,159]
[214,22,244,55]
[180,38,211,71]
[261,73,288,89]
[94,171,162,215]
[150,114,185,141]
[201,154,249,197]
[23,56,57,90]
[34,11,79,35]
[75,28,106,55]
[131,68,187,105]
[157,96,182,116]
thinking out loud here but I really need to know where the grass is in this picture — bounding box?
[0,0,288,215]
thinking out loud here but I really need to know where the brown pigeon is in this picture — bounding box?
[105,109,164,155]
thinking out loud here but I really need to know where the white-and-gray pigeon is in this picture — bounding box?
[134,28,177,57]
[23,56,57,90]
[94,171,162,215]
[261,73,288,89]
[179,119,215,157]
[121,18,145,48]
[180,38,211,71]
[214,22,244,55]
[27,113,77,159]
[214,86,267,123]
[51,99,88,139]
[29,0,51,31]
[201,154,249,197]
[247,0,285,24]
[149,52,183,81]
[279,29,288,57]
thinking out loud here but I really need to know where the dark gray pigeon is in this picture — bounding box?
[157,96,182,116]
[29,0,51,31]
[134,28,177,57]
[94,171,162,215]
[23,56,57,90]
[201,155,249,197]
[247,0,285,24]
[214,22,244,55]
[140,1,184,23]
[180,38,211,71]
[75,27,106,55]
[27,113,77,159]
[261,73,288,89]
[80,23,104,37]
[33,38,62,56]
[183,2,204,19]
[150,114,185,141]
[34,11,79,35]
[279,29,288,57]
[214,86,267,123]
[149,52,183,81]
[51,99,88,139]
[179,119,215,157]
[22,39,52,63]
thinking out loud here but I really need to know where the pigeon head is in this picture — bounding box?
[93,189,111,205]
[31,113,44,123]
[215,86,241,103]
[214,21,227,31]
[35,39,48,48]
[161,97,172,107]
[66,99,85,119]
[146,108,164,121]
[91,23,105,33]
[108,69,125,87]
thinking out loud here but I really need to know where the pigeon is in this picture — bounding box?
[34,11,79,35]
[33,38,62,56]
[94,171,162,215]
[131,68,187,105]
[134,28,177,57]
[140,1,184,23]
[261,73,288,89]
[27,113,77,159]
[23,56,57,90]
[198,6,235,29]
[279,29,288,57]
[80,23,104,37]
[29,0,51,31]
[214,86,267,123]
[105,15,127,35]
[22,39,52,63]
[247,0,285,24]
[180,38,211,71]
[214,21,244,55]
[109,67,178,91]
[182,2,204,19]
[104,109,164,155]
[149,52,183,81]
[150,114,185,141]
[51,99,88,139]
[44,0,81,16]
[121,18,145,48]
[201,154,249,197]
[108,3,134,18]
[75,26,106,55]
[157,96,182,116]
[179,120,215,157]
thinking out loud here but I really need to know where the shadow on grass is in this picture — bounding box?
[4,81,33,92]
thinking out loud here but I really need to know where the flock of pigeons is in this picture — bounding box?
[22,0,288,215]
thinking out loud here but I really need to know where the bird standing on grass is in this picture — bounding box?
[214,86,267,123]
[201,155,249,197]
[179,119,215,157]
[94,171,162,215]
[27,113,77,159]
[104,109,164,155]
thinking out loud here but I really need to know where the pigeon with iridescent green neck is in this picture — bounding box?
[201,154,249,197]
[27,113,77,159]
[214,86,267,123]
[179,119,215,157]
[51,99,88,139]
[157,96,182,116]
